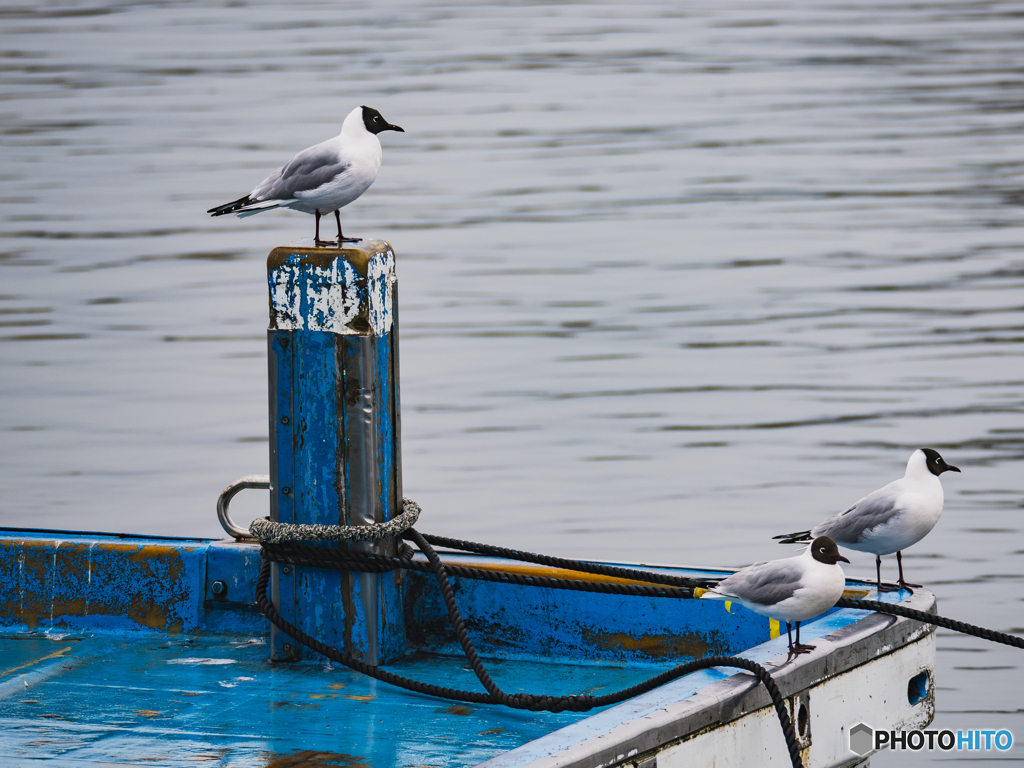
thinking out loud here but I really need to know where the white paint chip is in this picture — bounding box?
[269,246,395,336]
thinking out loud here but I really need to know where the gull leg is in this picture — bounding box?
[315,210,336,247]
[876,553,900,593]
[792,621,815,654]
[896,550,921,590]
[335,209,361,244]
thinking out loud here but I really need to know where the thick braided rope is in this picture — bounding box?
[421,532,711,590]
[259,541,1024,650]
[249,497,421,543]
[261,540,696,599]
[837,597,1024,649]
[256,533,803,766]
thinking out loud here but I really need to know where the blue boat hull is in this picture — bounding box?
[0,529,934,766]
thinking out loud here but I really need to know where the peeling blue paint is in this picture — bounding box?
[266,243,404,664]
[0,528,912,767]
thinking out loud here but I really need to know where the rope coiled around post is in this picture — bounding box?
[248,497,421,543]
[259,540,702,599]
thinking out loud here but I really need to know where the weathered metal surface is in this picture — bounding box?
[203,540,265,636]
[0,535,207,634]
[266,242,395,336]
[0,531,265,637]
[266,242,404,665]
[475,588,936,768]
[406,560,764,666]
[0,529,936,767]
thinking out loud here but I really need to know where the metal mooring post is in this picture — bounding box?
[266,241,404,665]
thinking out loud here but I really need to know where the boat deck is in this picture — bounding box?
[2,632,626,766]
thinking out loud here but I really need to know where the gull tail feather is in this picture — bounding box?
[207,196,283,217]
[773,529,812,544]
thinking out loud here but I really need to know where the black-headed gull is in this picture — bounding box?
[701,536,849,656]
[208,106,403,246]
[774,448,960,592]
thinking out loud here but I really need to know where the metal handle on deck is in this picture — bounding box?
[217,474,271,540]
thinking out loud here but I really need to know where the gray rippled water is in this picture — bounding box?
[1,1,1022,764]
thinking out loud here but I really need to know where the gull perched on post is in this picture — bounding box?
[774,449,960,592]
[207,106,403,246]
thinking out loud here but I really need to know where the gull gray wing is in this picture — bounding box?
[252,144,351,202]
[713,559,804,607]
[813,486,905,544]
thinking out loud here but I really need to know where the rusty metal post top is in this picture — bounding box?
[267,239,395,337]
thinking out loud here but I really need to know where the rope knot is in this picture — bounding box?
[249,497,421,543]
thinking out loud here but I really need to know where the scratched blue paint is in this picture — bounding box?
[406,572,748,667]
[0,534,208,635]
[204,541,265,636]
[0,633,616,766]
[268,328,297,661]
[268,331,295,528]
[376,287,407,665]
[288,327,350,656]
[204,541,262,606]
[271,324,352,658]
[0,528,910,767]
[479,594,910,768]
[266,245,404,664]
[291,328,342,527]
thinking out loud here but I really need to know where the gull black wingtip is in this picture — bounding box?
[207,196,251,217]
[773,530,812,544]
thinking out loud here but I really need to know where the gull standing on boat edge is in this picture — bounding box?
[700,536,849,656]
[207,106,404,246]
[774,449,960,592]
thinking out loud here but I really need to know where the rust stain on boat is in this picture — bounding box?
[581,627,724,660]
[0,538,202,634]
[270,701,322,711]
[437,704,474,716]
[264,751,370,768]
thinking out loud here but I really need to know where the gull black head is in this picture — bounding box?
[810,536,850,565]
[921,448,960,476]
[361,106,404,135]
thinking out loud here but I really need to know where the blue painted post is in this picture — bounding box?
[266,241,405,665]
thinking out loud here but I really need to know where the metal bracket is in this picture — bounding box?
[217,474,270,539]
